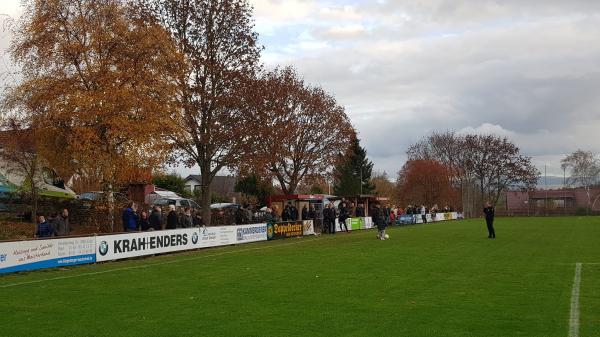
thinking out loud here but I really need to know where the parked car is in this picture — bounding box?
[210,203,241,210]
[77,191,131,210]
[78,191,130,203]
[152,197,202,212]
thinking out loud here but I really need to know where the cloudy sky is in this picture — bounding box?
[2,0,600,177]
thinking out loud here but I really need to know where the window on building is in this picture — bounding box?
[553,199,565,208]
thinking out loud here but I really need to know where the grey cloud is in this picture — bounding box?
[265,2,600,174]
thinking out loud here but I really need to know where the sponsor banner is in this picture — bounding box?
[235,224,268,244]
[302,220,315,236]
[362,217,373,229]
[96,228,201,262]
[0,236,96,274]
[399,215,415,224]
[349,218,363,230]
[267,221,304,240]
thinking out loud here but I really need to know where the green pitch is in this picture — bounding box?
[1,217,599,337]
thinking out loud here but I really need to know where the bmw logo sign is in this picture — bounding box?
[192,232,199,244]
[98,241,109,256]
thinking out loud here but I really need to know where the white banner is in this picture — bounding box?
[302,220,315,236]
[0,236,96,274]
[96,228,201,262]
[234,224,268,243]
[198,226,237,248]
[363,217,373,229]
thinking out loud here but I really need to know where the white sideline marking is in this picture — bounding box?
[568,263,582,337]
[0,237,325,289]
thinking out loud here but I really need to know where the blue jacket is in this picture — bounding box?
[36,221,54,237]
[122,208,138,231]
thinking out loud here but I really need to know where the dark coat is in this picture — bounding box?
[372,207,386,230]
[483,207,495,220]
[139,218,151,231]
[36,221,55,238]
[54,215,69,236]
[301,207,308,220]
[181,214,193,228]
[166,210,178,229]
[149,211,162,231]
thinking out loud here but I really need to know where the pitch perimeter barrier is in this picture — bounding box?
[1,223,271,274]
[0,236,96,274]
[0,214,463,275]
[398,212,462,225]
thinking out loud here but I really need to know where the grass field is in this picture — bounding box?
[1,217,599,337]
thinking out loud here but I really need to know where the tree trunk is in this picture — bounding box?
[30,183,38,225]
[201,173,212,226]
[586,186,591,215]
[107,182,115,232]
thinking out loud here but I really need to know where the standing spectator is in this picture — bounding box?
[420,205,427,224]
[122,202,139,232]
[483,202,496,239]
[35,215,55,238]
[289,202,298,221]
[54,209,70,236]
[282,204,290,221]
[272,205,281,222]
[181,207,193,228]
[149,206,162,231]
[166,204,179,229]
[338,200,349,233]
[323,203,335,234]
[193,213,204,227]
[264,208,275,224]
[307,205,316,220]
[356,204,365,217]
[301,205,308,220]
[139,211,151,231]
[373,204,387,240]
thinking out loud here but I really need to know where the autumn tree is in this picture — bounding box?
[407,131,470,212]
[333,136,375,196]
[462,134,539,207]
[146,0,262,225]
[234,174,274,206]
[371,171,397,203]
[152,173,189,197]
[3,0,182,230]
[240,66,354,194]
[0,117,42,222]
[561,150,600,213]
[396,160,457,207]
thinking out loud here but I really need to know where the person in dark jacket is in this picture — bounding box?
[307,205,316,220]
[264,208,275,224]
[122,202,139,232]
[54,209,70,236]
[181,207,193,228]
[483,202,496,239]
[289,203,298,221]
[323,203,333,234]
[35,215,55,238]
[301,205,308,220]
[193,213,204,227]
[139,211,151,231]
[372,204,387,240]
[149,206,162,231]
[166,204,179,229]
[338,200,349,233]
